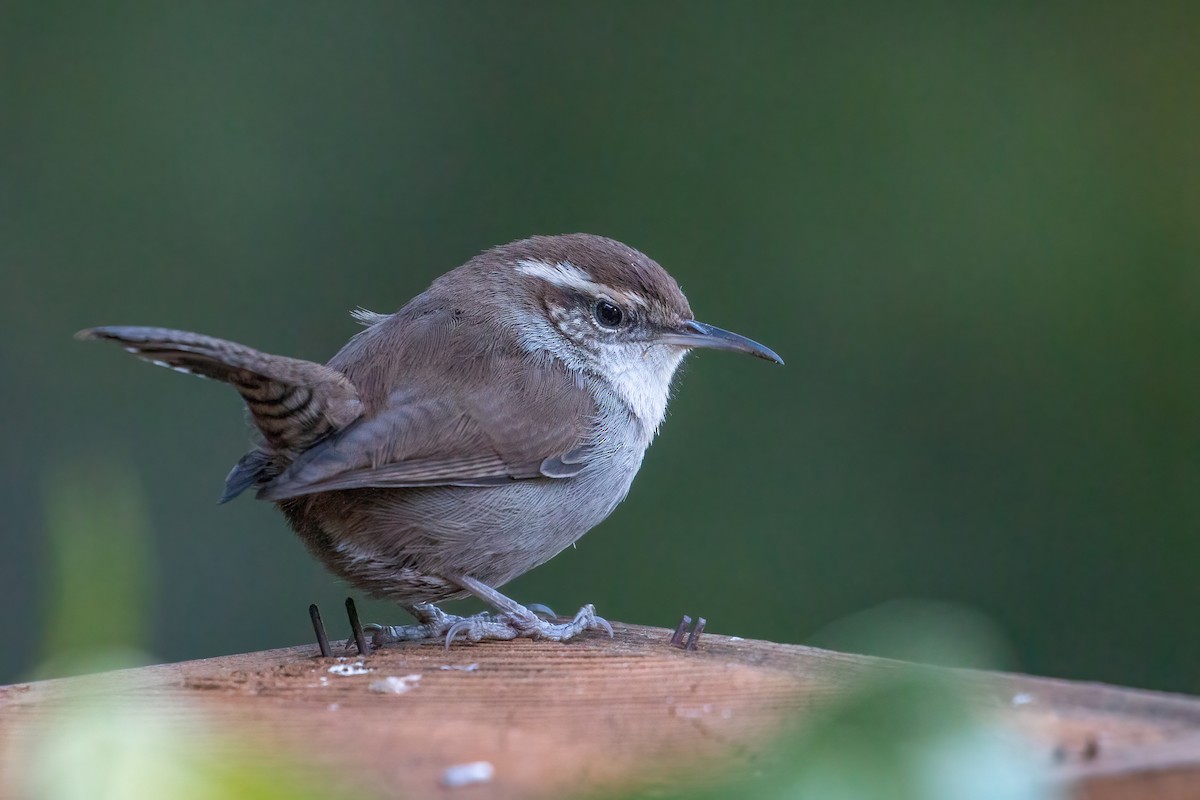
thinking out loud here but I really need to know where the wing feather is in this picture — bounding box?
[257,307,596,501]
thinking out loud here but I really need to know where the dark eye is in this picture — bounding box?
[594,299,624,329]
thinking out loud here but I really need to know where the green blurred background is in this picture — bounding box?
[2,2,1197,693]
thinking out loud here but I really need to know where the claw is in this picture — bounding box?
[569,604,613,638]
[358,623,385,649]
[528,603,558,620]
[445,619,474,648]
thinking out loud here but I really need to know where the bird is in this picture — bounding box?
[77,234,782,646]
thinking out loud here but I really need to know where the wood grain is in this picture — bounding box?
[2,623,1198,798]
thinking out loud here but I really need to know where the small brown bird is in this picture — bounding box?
[79,234,782,645]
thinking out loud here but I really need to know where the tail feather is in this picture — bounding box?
[78,326,364,499]
[220,450,273,504]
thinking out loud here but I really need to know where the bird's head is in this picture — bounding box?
[456,233,783,431]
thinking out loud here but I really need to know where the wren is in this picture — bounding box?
[79,234,782,645]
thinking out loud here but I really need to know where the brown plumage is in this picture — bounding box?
[78,233,782,644]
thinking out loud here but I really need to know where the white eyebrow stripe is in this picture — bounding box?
[617,289,648,308]
[515,259,649,308]
[516,259,602,294]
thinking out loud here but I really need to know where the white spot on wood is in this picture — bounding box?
[328,661,370,676]
[441,761,494,788]
[672,703,715,719]
[369,674,422,694]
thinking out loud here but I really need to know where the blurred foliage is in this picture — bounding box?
[621,672,1055,800]
[613,603,1060,800]
[6,460,343,800]
[2,1,1198,695]
[810,599,1018,672]
[39,461,153,674]
[16,696,341,800]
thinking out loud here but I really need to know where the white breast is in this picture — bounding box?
[600,344,686,439]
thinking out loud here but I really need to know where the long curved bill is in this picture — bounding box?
[659,320,784,365]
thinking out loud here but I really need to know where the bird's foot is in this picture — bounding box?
[444,603,613,646]
[363,602,564,647]
[364,604,465,646]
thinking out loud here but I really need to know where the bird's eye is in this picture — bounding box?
[593,300,625,329]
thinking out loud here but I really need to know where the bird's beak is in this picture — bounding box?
[659,320,784,365]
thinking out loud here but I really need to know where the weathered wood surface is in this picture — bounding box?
[2,622,1199,798]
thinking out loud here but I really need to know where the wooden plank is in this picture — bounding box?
[2,623,1198,798]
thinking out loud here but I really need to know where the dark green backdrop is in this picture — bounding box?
[3,2,1197,692]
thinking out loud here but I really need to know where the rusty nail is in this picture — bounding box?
[310,603,332,658]
[685,617,706,651]
[345,597,368,655]
[670,615,692,647]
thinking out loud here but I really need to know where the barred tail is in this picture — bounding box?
[77,326,364,499]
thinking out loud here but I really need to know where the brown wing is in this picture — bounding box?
[256,305,596,502]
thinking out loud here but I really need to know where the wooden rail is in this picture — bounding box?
[2,622,1199,798]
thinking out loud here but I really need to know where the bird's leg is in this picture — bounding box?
[364,600,558,647]
[444,574,613,645]
[364,603,470,646]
